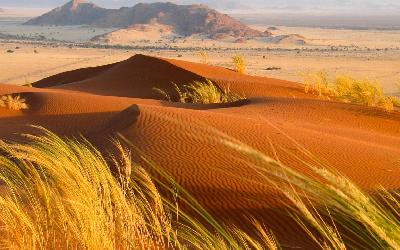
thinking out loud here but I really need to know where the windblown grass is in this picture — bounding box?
[154,79,246,104]
[303,72,400,111]
[1,123,400,249]
[128,110,400,250]
[218,129,400,250]
[0,95,28,110]
[232,54,247,74]
[0,127,277,250]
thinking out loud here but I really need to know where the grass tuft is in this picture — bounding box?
[303,72,400,111]
[0,127,277,250]
[0,95,28,110]
[154,79,246,104]
[232,54,247,74]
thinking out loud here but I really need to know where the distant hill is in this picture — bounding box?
[24,0,112,26]
[25,0,270,39]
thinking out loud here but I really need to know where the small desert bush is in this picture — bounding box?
[303,71,332,97]
[232,54,247,74]
[303,72,400,111]
[199,50,209,64]
[0,95,28,110]
[154,79,246,104]
[0,127,278,250]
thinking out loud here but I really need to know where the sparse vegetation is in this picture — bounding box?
[24,78,33,87]
[303,71,332,97]
[0,95,29,110]
[199,50,209,64]
[0,128,278,250]
[232,54,247,74]
[2,125,400,249]
[303,72,400,111]
[219,130,400,250]
[154,79,246,104]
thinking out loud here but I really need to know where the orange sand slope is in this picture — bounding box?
[1,54,400,248]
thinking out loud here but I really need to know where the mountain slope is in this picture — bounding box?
[25,0,113,26]
[25,1,270,39]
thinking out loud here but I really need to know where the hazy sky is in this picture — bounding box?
[1,0,400,14]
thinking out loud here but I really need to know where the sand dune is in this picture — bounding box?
[1,55,400,248]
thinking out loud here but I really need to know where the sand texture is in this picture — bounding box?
[1,55,400,248]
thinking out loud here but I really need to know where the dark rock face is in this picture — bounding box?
[25,1,270,39]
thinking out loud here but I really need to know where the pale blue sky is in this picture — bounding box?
[1,0,400,13]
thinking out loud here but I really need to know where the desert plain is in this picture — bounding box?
[1,25,400,94]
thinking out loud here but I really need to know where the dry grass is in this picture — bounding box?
[2,123,400,249]
[303,72,400,111]
[199,51,209,65]
[0,95,28,110]
[232,54,247,74]
[303,71,332,97]
[0,127,278,250]
[219,130,400,250]
[154,79,246,104]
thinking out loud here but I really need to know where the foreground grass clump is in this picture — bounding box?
[232,54,247,74]
[303,72,400,111]
[2,125,400,249]
[0,95,28,110]
[154,79,246,104]
[219,131,400,250]
[0,128,277,250]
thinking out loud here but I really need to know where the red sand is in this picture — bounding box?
[1,54,400,248]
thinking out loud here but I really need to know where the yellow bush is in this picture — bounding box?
[0,95,28,110]
[303,73,400,111]
[154,80,246,104]
[303,71,332,97]
[232,54,247,74]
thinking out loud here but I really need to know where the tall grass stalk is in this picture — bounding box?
[0,127,277,250]
[143,111,400,249]
[219,130,400,249]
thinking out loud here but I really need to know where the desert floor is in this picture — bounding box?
[1,41,400,94]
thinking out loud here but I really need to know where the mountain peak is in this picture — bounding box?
[25,1,269,40]
[70,0,87,10]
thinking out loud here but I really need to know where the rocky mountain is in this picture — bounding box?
[25,0,270,39]
[24,0,113,26]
